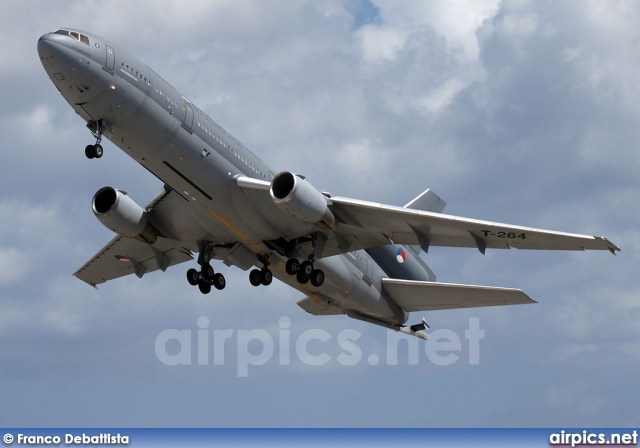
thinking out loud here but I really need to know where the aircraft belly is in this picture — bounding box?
[276,254,398,323]
[110,102,280,245]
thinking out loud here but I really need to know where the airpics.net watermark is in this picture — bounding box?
[155,317,485,377]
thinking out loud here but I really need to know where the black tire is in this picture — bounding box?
[212,273,226,290]
[310,269,325,287]
[186,268,200,286]
[249,269,262,286]
[296,270,309,284]
[93,144,103,158]
[198,280,211,294]
[260,268,273,286]
[85,145,95,159]
[201,263,215,283]
[285,258,300,275]
[300,260,314,278]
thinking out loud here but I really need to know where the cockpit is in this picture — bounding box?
[55,29,90,47]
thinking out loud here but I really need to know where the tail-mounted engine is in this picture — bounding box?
[92,187,158,244]
[270,171,337,230]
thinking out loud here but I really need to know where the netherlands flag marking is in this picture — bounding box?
[396,247,406,263]
[115,255,129,262]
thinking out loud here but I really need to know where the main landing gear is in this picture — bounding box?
[249,267,273,287]
[248,255,324,288]
[85,119,105,159]
[186,241,226,294]
[186,264,226,294]
[285,258,324,287]
[249,254,274,287]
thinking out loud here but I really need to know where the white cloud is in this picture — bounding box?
[356,25,408,63]
[0,0,638,428]
[417,78,467,113]
[0,248,30,285]
[371,0,500,61]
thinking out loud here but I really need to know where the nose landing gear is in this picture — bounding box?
[85,119,107,159]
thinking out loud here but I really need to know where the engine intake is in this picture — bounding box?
[270,171,336,230]
[92,187,157,244]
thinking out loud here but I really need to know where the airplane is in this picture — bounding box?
[37,29,620,340]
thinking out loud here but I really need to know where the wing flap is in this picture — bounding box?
[382,278,536,312]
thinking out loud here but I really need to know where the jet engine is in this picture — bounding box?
[92,187,157,244]
[270,171,336,230]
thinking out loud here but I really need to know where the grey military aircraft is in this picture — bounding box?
[38,29,619,340]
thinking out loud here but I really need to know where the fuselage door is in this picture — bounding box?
[105,45,115,72]
[182,97,194,132]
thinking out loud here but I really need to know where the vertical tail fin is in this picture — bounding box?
[404,189,446,213]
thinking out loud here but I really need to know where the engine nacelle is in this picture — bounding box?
[270,171,336,230]
[92,187,157,244]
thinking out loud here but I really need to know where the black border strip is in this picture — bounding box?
[163,161,213,200]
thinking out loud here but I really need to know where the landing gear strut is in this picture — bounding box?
[186,241,226,294]
[85,120,105,159]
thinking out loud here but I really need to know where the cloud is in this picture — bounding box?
[0,0,638,428]
[0,248,30,285]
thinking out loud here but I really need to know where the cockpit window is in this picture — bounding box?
[54,29,91,47]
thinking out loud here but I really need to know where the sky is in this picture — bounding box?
[1,0,639,428]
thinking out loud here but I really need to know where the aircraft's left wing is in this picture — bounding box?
[328,195,620,255]
[73,235,193,287]
[237,176,620,258]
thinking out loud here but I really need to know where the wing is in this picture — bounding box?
[328,195,620,254]
[74,188,199,287]
[73,235,193,287]
[382,278,536,311]
[237,176,620,258]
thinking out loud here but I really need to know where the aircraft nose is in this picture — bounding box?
[38,33,63,60]
[38,32,79,76]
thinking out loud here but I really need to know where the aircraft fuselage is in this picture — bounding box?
[38,29,414,327]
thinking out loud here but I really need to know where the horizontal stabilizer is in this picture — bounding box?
[297,296,344,316]
[382,278,536,312]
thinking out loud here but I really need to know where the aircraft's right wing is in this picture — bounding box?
[381,278,536,311]
[73,187,199,287]
[73,235,193,287]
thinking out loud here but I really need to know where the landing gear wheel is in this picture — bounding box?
[84,144,103,159]
[260,268,273,286]
[296,270,309,284]
[212,273,226,290]
[300,260,314,278]
[186,268,200,286]
[310,269,325,287]
[198,280,212,294]
[249,269,262,287]
[285,258,300,276]
[201,263,215,283]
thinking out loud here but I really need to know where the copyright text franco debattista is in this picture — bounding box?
[4,433,129,445]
